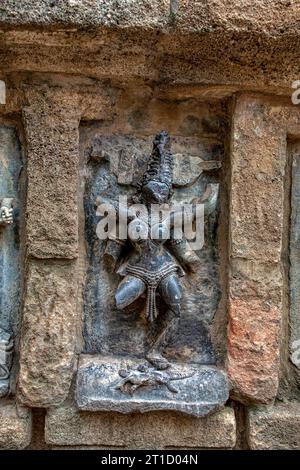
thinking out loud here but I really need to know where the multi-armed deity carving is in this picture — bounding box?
[98,131,219,371]
[77,131,228,416]
[0,198,14,397]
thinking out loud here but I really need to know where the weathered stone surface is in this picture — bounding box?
[173,154,221,187]
[1,2,300,92]
[0,401,32,449]
[76,355,229,417]
[230,97,287,262]
[247,403,300,450]
[0,1,299,36]
[0,0,170,29]
[23,85,80,259]
[228,259,282,404]
[18,259,77,407]
[0,80,5,104]
[289,142,300,378]
[90,135,220,187]
[228,95,290,404]
[45,404,236,449]
[177,0,300,35]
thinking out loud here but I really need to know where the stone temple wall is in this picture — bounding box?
[0,0,300,450]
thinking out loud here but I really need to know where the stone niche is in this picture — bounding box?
[0,123,31,451]
[1,83,300,450]
[76,94,229,417]
[0,124,23,398]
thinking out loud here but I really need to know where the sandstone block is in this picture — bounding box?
[0,1,299,37]
[1,16,300,90]
[23,85,80,259]
[177,1,300,35]
[45,405,236,449]
[17,259,77,407]
[0,1,170,29]
[227,258,282,404]
[230,96,286,263]
[0,401,32,449]
[228,95,288,404]
[247,403,300,450]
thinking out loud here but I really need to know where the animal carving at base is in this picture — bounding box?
[116,363,195,395]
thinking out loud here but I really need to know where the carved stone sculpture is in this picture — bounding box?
[116,363,195,395]
[0,328,13,397]
[76,131,229,416]
[99,131,218,370]
[0,198,14,397]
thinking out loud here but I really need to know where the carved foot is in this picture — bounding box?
[146,351,170,370]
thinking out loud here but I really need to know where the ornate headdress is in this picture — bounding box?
[141,131,173,191]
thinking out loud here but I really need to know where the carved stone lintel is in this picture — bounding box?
[0,327,13,397]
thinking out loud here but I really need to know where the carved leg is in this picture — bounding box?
[146,274,182,370]
[115,275,146,310]
[117,379,139,395]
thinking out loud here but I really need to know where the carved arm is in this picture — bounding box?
[192,183,219,217]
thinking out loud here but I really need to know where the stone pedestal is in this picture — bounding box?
[76,355,229,417]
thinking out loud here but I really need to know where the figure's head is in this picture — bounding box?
[141,131,173,204]
[142,180,170,204]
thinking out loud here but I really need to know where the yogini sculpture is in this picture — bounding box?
[0,198,14,397]
[98,131,219,371]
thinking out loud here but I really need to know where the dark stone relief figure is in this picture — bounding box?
[99,132,219,370]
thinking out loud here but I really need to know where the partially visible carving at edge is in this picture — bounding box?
[0,198,14,227]
[0,198,14,397]
[0,327,13,397]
